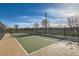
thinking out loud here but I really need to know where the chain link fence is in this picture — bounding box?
[0,21,5,40]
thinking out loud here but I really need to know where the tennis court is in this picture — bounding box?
[14,33,59,54]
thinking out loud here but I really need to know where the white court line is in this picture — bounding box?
[29,36,59,55]
[13,36,29,55]
[29,43,54,55]
[13,34,60,56]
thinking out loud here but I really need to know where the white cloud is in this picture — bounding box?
[19,16,28,19]
[15,16,68,28]
[16,15,44,23]
[42,4,79,27]
[11,22,34,28]
[45,4,79,17]
[49,23,68,28]
[10,15,46,28]
[11,4,79,28]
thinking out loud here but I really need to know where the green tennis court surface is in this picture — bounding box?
[14,33,59,54]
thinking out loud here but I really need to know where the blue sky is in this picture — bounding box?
[0,3,79,28]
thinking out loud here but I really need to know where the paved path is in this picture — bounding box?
[0,33,26,56]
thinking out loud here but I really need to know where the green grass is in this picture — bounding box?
[15,34,57,54]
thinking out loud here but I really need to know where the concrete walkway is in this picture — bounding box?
[0,33,26,56]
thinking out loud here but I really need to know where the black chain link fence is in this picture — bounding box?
[0,21,5,40]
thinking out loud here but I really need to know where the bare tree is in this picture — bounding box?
[33,23,39,28]
[74,16,79,33]
[14,24,19,33]
[68,16,79,36]
[67,15,79,49]
[33,23,39,34]
[41,13,49,34]
[41,13,49,28]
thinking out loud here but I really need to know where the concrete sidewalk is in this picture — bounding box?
[0,33,26,56]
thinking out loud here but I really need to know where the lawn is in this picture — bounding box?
[14,34,59,54]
